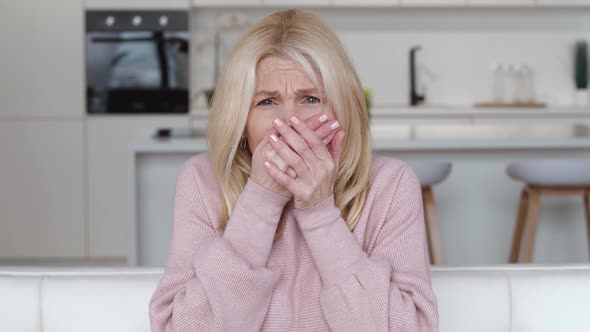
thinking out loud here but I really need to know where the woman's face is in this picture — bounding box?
[245,56,336,153]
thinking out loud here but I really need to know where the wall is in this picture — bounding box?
[190,7,590,109]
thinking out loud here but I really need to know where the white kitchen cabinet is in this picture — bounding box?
[468,0,534,6]
[192,0,261,7]
[537,0,590,6]
[0,120,85,258]
[0,0,84,119]
[400,0,467,6]
[263,0,330,6]
[332,0,399,6]
[86,115,191,258]
[86,0,190,9]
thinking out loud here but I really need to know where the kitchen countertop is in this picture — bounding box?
[129,132,590,154]
[134,112,590,153]
[368,105,590,117]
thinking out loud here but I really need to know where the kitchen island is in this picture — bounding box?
[128,114,590,267]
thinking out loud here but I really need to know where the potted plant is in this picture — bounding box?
[363,87,373,120]
[204,87,215,108]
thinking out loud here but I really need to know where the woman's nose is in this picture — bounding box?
[278,104,297,123]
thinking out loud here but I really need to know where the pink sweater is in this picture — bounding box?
[149,153,438,331]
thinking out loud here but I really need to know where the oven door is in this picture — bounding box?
[86,28,189,114]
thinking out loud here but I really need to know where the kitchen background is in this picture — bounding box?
[1,0,590,267]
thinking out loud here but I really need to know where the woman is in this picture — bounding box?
[149,9,438,332]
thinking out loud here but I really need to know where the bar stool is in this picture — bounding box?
[507,160,590,263]
[408,161,452,265]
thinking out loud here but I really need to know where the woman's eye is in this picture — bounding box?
[257,99,274,106]
[304,96,320,104]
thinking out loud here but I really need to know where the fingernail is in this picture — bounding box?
[290,116,299,125]
[330,121,339,129]
[264,161,271,168]
[319,114,328,123]
[273,118,283,127]
[270,134,279,142]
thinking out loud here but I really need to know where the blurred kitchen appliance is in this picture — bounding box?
[86,10,189,114]
[409,45,425,106]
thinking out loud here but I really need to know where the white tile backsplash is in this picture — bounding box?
[190,7,590,108]
[343,31,586,106]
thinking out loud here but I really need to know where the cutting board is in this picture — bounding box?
[473,102,546,108]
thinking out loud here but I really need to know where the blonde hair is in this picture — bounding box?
[208,9,371,239]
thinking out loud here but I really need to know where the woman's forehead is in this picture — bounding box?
[257,56,307,76]
[255,56,324,91]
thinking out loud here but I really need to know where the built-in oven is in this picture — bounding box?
[85,10,189,114]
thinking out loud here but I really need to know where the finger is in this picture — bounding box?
[264,160,300,195]
[266,149,290,173]
[322,131,336,145]
[272,118,317,166]
[269,132,310,177]
[303,113,338,145]
[256,128,309,177]
[253,127,279,152]
[286,167,298,179]
[275,138,298,178]
[329,130,345,164]
[261,127,279,142]
[265,143,298,179]
[302,112,330,131]
[289,116,332,161]
[251,120,333,151]
[315,119,340,143]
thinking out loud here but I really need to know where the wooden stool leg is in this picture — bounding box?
[584,189,590,259]
[509,188,529,263]
[422,187,444,264]
[521,188,541,263]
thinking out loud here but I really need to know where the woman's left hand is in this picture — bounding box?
[264,115,345,209]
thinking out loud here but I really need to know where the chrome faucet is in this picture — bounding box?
[410,46,425,106]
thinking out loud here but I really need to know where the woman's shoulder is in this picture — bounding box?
[368,154,421,206]
[370,154,419,187]
[176,153,223,229]
[178,152,220,197]
[182,152,214,171]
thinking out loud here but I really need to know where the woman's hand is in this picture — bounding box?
[264,115,345,209]
[250,113,341,199]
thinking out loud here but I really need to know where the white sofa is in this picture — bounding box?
[1,264,590,332]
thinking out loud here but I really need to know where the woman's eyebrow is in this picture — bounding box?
[253,88,320,98]
[254,90,279,98]
[295,88,320,96]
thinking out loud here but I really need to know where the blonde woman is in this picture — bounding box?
[150,9,438,332]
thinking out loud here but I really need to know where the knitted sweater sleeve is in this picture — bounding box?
[293,164,439,332]
[149,159,290,332]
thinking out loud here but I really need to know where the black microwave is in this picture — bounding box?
[85,10,190,114]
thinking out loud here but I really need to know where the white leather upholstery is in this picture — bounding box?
[1,265,590,332]
[407,161,452,187]
[0,276,40,331]
[432,270,510,331]
[42,273,159,332]
[506,159,590,186]
[509,269,590,332]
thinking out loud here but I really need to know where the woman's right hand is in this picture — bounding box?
[250,113,339,198]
